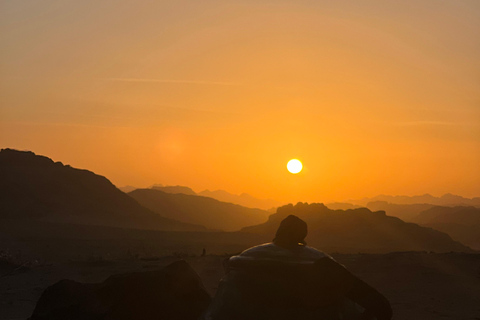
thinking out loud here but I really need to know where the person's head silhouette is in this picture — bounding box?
[273,215,307,248]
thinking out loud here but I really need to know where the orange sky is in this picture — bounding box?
[1,1,479,203]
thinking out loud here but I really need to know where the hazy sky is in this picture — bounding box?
[1,0,479,203]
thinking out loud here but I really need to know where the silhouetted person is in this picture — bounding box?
[202,248,206,257]
[273,214,308,248]
[204,215,392,320]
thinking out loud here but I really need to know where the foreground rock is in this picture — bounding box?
[29,260,211,320]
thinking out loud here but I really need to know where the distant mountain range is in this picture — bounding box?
[122,184,284,210]
[0,149,204,232]
[118,185,137,193]
[364,201,435,222]
[129,189,270,231]
[325,202,362,211]
[197,189,283,210]
[1,148,476,254]
[242,203,472,253]
[347,194,480,207]
[354,202,480,249]
[151,185,197,196]
[411,206,480,250]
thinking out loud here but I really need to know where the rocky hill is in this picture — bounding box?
[348,194,480,207]
[412,206,480,250]
[365,201,435,222]
[198,189,283,210]
[129,189,270,231]
[146,185,283,210]
[241,203,472,253]
[151,185,197,196]
[0,149,204,231]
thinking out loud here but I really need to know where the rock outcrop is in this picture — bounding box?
[242,202,472,253]
[129,189,270,231]
[29,260,211,320]
[412,206,480,250]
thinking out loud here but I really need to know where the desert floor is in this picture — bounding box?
[1,251,480,320]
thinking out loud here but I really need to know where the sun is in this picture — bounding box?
[287,159,303,174]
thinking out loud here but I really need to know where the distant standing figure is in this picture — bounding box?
[201,248,206,257]
[204,215,392,320]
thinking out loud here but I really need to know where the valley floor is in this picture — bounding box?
[1,252,479,320]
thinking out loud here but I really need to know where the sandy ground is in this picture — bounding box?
[1,252,479,320]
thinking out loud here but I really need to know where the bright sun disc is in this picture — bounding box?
[287,159,303,174]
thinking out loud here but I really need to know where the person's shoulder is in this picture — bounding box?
[238,243,277,255]
[235,242,329,261]
[300,245,331,260]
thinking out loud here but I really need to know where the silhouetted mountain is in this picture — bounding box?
[151,185,197,196]
[414,206,480,225]
[118,185,138,193]
[348,194,480,207]
[197,189,283,210]
[325,202,362,210]
[129,189,270,231]
[144,185,282,210]
[241,203,471,253]
[366,201,435,222]
[0,149,204,231]
[412,206,480,250]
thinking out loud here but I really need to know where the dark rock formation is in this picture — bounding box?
[241,202,472,253]
[198,189,283,211]
[0,149,204,231]
[129,189,270,231]
[365,201,435,222]
[349,193,480,207]
[413,206,480,250]
[151,185,197,196]
[29,260,211,320]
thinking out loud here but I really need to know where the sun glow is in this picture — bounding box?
[287,159,303,174]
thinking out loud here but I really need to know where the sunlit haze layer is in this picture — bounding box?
[1,1,479,203]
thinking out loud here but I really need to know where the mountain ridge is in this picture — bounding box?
[197,189,283,210]
[241,202,472,253]
[346,194,480,207]
[129,188,270,231]
[411,206,480,250]
[0,149,204,232]
[127,184,284,210]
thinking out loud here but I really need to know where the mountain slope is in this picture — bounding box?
[197,189,282,210]
[241,203,472,253]
[118,185,137,193]
[349,194,480,207]
[151,185,197,196]
[365,201,435,222]
[0,149,204,231]
[412,206,480,250]
[129,189,270,231]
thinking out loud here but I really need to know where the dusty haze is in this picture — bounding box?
[1,0,479,203]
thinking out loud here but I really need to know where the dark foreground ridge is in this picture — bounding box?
[29,260,211,320]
